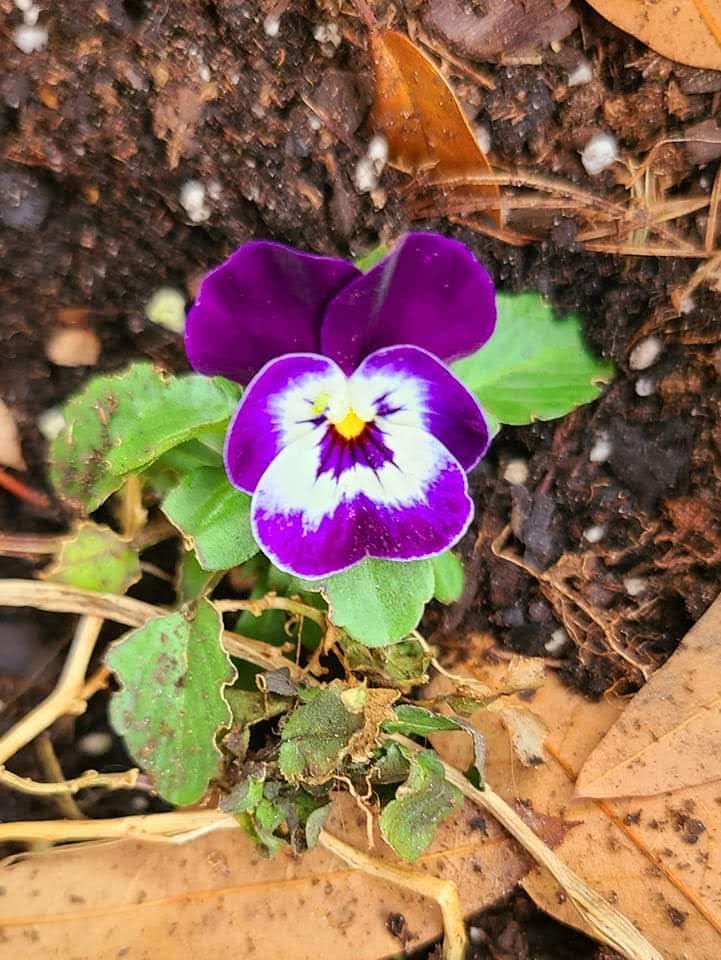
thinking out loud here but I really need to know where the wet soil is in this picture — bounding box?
[2,0,721,957]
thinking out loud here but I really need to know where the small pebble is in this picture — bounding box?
[581,132,619,176]
[503,458,529,486]
[263,12,281,37]
[37,406,66,442]
[545,628,569,655]
[624,576,647,597]
[629,335,662,371]
[14,0,34,11]
[0,167,51,229]
[368,134,388,167]
[474,123,492,154]
[354,136,388,195]
[589,432,612,463]
[567,59,593,87]
[23,5,40,25]
[468,927,484,946]
[78,731,113,756]
[145,287,186,334]
[12,23,47,53]
[198,64,211,82]
[179,179,210,223]
[584,524,606,544]
[313,22,342,48]
[635,376,656,397]
[680,294,696,315]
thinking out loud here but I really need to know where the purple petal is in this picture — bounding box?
[354,345,490,470]
[251,424,473,578]
[320,232,496,373]
[224,353,345,494]
[185,241,360,385]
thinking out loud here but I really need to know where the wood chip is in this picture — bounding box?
[45,327,101,367]
[0,399,26,471]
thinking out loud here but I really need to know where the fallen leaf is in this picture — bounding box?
[0,793,531,959]
[368,29,500,219]
[492,704,548,767]
[585,0,721,71]
[40,521,141,595]
[421,0,577,61]
[0,399,26,470]
[431,635,721,959]
[575,591,721,799]
[45,327,101,367]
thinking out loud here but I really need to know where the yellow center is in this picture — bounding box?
[335,409,367,440]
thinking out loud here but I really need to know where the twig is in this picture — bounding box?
[79,665,112,700]
[0,579,303,679]
[35,735,86,819]
[0,810,238,843]
[0,532,58,557]
[0,764,139,797]
[215,595,326,628]
[318,829,467,960]
[0,616,104,766]
[0,470,50,509]
[391,736,663,960]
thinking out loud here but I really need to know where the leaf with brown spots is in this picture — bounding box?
[368,29,500,221]
[430,633,721,959]
[0,793,532,959]
[585,0,721,70]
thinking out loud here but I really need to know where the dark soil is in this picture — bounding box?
[2,0,721,957]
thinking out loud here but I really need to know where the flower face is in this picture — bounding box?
[185,233,496,578]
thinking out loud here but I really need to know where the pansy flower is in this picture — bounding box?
[185,233,495,579]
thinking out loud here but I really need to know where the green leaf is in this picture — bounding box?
[49,362,240,512]
[225,688,291,728]
[339,636,431,691]
[279,687,362,785]
[221,765,266,814]
[371,741,411,785]
[305,802,332,849]
[324,558,435,647]
[452,292,614,426]
[379,750,463,861]
[162,466,257,571]
[354,244,389,272]
[41,521,141,595]
[176,549,215,604]
[106,599,236,806]
[383,705,462,737]
[431,551,464,604]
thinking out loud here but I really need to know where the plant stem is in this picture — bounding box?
[0,764,139,797]
[318,829,467,960]
[0,579,302,679]
[215,595,326,628]
[0,615,104,766]
[391,735,663,960]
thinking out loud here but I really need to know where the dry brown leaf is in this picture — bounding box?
[431,638,721,959]
[45,327,101,367]
[0,399,26,471]
[368,29,500,220]
[585,0,721,70]
[0,793,531,960]
[575,591,721,800]
[493,704,548,767]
